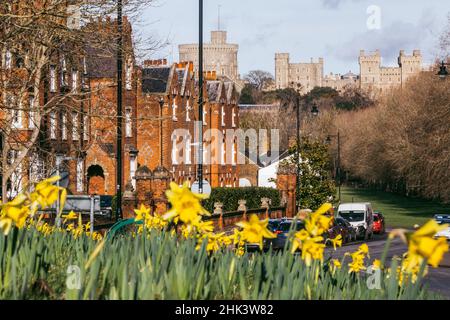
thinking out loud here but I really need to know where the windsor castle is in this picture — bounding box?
[275,49,424,94]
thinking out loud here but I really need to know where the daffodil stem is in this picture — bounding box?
[380,236,392,267]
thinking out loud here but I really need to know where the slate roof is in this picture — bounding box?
[141,67,171,94]
[85,45,117,78]
[206,81,221,102]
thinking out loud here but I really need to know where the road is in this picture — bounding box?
[324,234,450,299]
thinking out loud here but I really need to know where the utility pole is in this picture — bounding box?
[198,0,204,194]
[295,93,301,211]
[116,0,123,221]
[337,130,341,202]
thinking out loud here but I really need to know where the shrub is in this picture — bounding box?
[203,187,281,213]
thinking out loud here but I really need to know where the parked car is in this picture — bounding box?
[373,211,386,234]
[337,203,374,240]
[324,217,357,244]
[434,214,450,241]
[244,219,283,252]
[264,219,305,251]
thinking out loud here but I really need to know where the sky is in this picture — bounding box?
[136,0,450,77]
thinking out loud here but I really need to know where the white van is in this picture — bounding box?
[337,203,374,240]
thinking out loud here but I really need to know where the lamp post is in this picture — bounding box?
[198,0,204,194]
[437,60,449,80]
[326,131,341,203]
[115,0,123,222]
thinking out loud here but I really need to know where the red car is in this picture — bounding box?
[373,212,385,234]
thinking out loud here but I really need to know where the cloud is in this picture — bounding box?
[321,0,364,10]
[328,12,437,64]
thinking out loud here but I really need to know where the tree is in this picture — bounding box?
[238,84,256,104]
[244,70,274,91]
[0,0,156,201]
[278,138,336,210]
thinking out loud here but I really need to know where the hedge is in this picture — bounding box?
[203,187,281,213]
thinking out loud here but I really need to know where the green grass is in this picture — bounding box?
[339,186,450,229]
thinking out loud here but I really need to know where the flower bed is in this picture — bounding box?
[0,179,448,300]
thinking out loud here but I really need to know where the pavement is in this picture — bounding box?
[324,234,450,299]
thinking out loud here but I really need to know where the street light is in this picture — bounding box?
[198,0,204,194]
[437,61,449,80]
[326,131,341,203]
[116,0,124,222]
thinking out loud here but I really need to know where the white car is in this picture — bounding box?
[434,215,450,240]
[337,203,374,240]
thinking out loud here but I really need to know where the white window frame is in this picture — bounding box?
[50,66,57,92]
[172,102,178,121]
[125,59,133,90]
[5,50,12,69]
[130,156,137,189]
[83,114,88,141]
[50,112,57,139]
[72,112,79,141]
[76,159,84,192]
[28,96,35,129]
[186,99,191,122]
[221,105,225,127]
[61,112,67,140]
[185,135,192,165]
[232,108,236,128]
[125,107,132,138]
[171,135,178,165]
[72,70,78,92]
[203,108,207,126]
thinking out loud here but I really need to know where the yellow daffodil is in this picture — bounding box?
[62,210,78,224]
[332,259,342,269]
[134,204,151,222]
[372,259,382,270]
[0,194,30,235]
[196,232,226,253]
[236,214,276,249]
[406,220,449,269]
[347,244,370,273]
[328,234,343,250]
[163,182,210,225]
[29,176,66,215]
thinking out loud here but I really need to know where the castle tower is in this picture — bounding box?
[178,30,242,91]
[399,50,422,86]
[359,49,381,91]
[275,53,290,89]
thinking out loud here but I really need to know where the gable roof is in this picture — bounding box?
[141,66,172,94]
